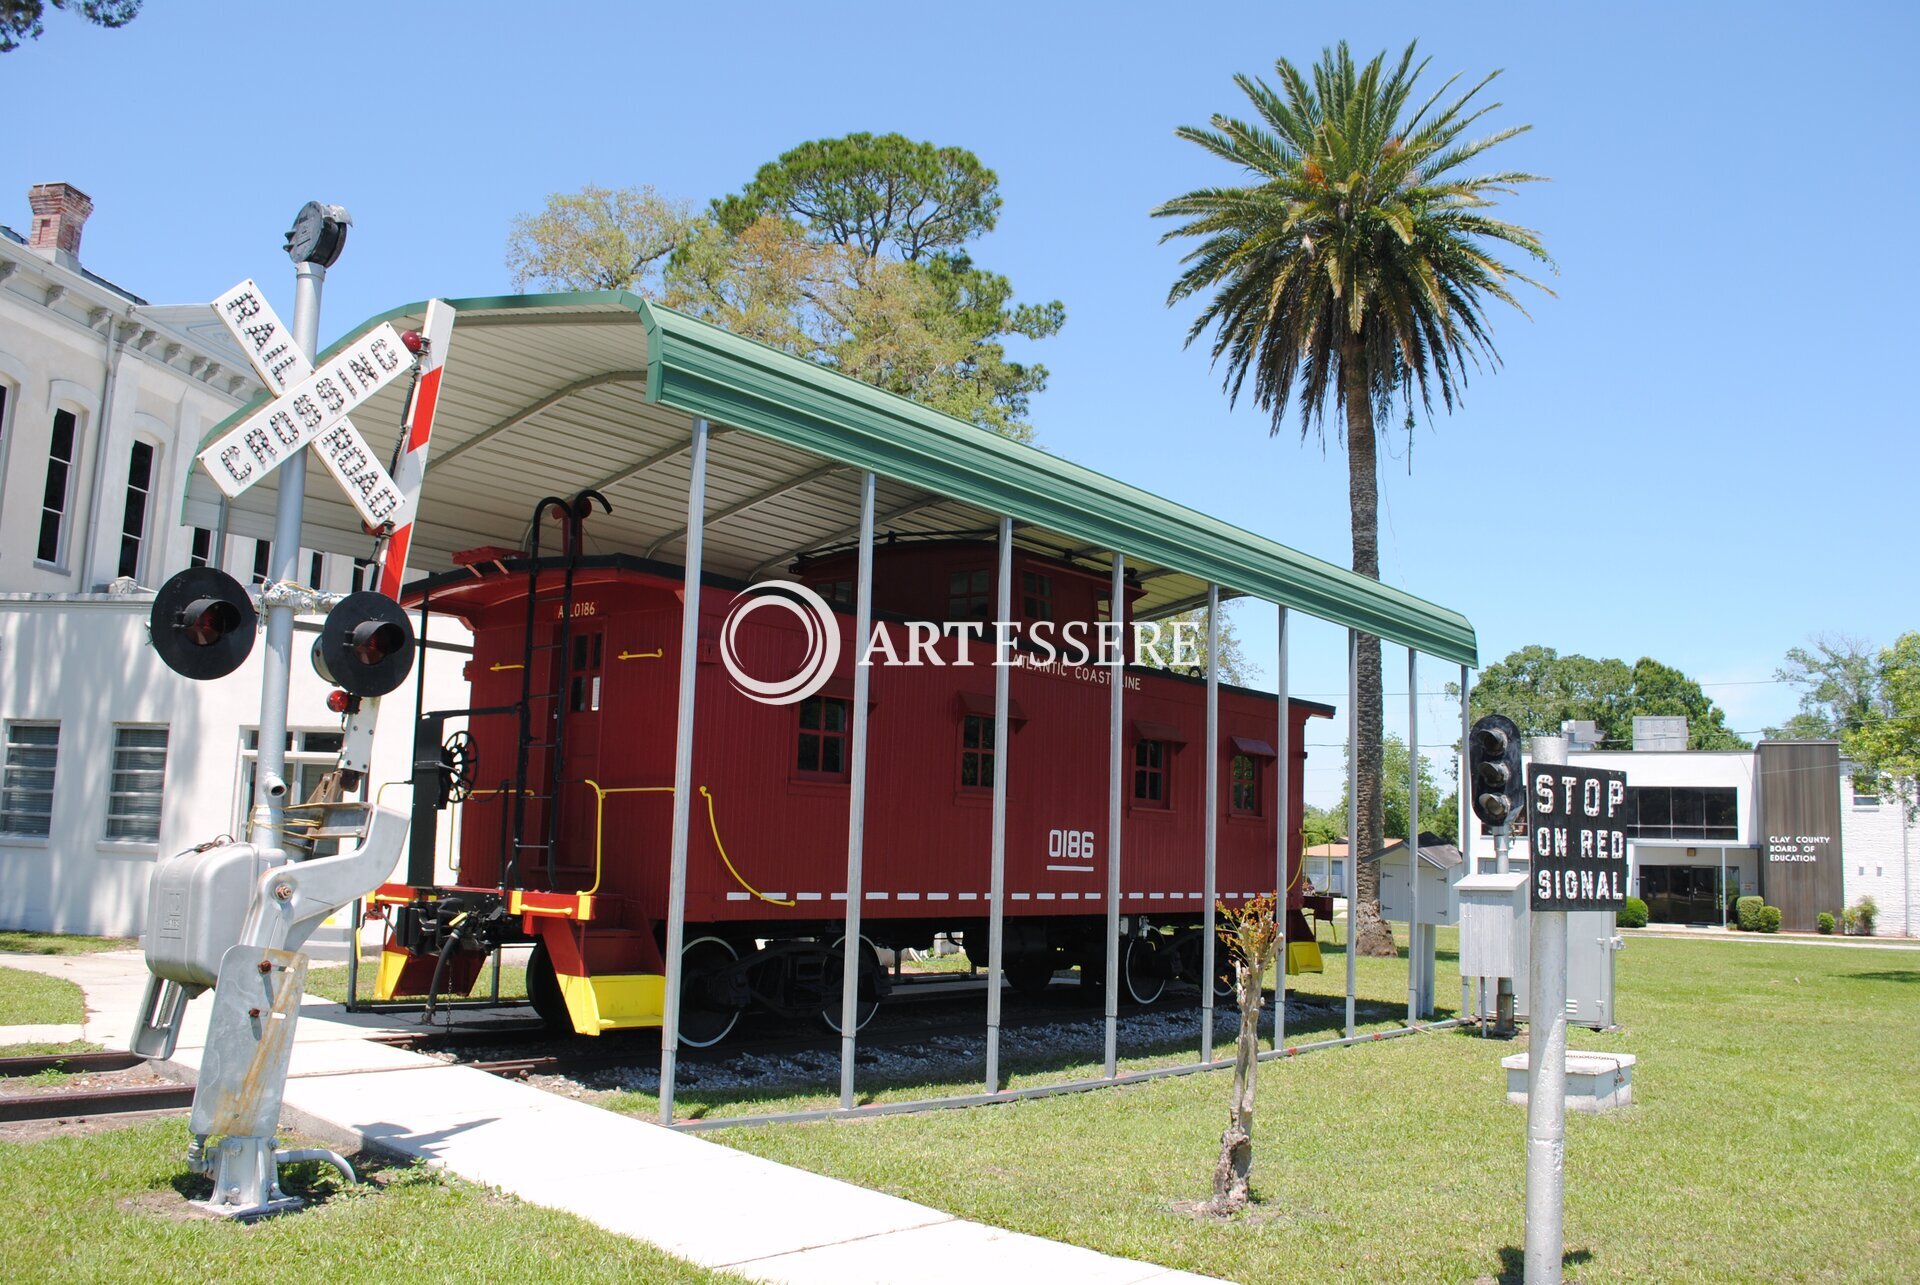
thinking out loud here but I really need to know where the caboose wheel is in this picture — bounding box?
[820,935,881,1033]
[1004,953,1059,995]
[1123,936,1166,1005]
[678,936,742,1048]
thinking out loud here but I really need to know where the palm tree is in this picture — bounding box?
[1155,41,1550,956]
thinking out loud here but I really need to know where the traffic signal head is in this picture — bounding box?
[1468,713,1527,828]
[312,591,415,697]
[149,567,258,680]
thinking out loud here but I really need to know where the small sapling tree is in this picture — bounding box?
[1209,891,1281,1215]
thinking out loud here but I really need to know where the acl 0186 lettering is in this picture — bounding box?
[1528,763,1629,910]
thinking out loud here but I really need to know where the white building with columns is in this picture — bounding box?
[0,183,460,937]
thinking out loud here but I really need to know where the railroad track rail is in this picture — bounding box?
[0,1050,145,1078]
[0,1082,195,1124]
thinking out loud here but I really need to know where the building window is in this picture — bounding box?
[796,696,851,779]
[1622,786,1738,842]
[190,527,213,568]
[38,408,79,564]
[240,730,356,856]
[1,722,59,836]
[947,569,990,621]
[960,714,995,790]
[252,539,271,586]
[1133,739,1169,806]
[115,440,157,580]
[1229,753,1260,816]
[309,551,325,588]
[107,726,169,841]
[819,579,853,607]
[1851,776,1881,808]
[1020,571,1052,621]
[352,558,375,593]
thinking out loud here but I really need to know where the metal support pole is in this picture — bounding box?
[1274,605,1290,1050]
[1200,585,1220,1063]
[1344,628,1358,1039]
[984,517,1014,1091]
[1408,648,1421,1025]
[1526,734,1570,1284]
[1461,663,1474,1022]
[838,471,876,1110]
[248,261,324,850]
[657,418,709,1126]
[1103,553,1125,1078]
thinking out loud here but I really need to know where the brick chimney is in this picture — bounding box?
[27,182,94,267]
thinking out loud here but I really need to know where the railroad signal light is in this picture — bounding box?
[1468,713,1527,828]
[312,591,415,697]
[149,567,258,681]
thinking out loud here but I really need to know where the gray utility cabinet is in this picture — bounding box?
[1457,871,1622,1029]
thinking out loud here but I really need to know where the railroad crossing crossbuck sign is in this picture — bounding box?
[197,280,412,529]
[1527,762,1630,911]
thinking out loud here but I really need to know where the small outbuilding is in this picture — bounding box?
[1360,831,1464,926]
[1360,831,1464,1018]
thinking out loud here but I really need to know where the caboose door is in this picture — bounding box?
[556,621,606,880]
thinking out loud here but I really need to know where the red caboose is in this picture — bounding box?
[375,530,1328,1042]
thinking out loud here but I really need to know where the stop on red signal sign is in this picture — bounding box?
[1527,763,1629,911]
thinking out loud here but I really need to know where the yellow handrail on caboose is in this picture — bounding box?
[580,780,794,907]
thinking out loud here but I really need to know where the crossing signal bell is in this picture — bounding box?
[311,591,415,697]
[1468,713,1527,829]
[149,567,258,680]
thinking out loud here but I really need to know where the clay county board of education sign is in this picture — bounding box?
[1528,763,1629,910]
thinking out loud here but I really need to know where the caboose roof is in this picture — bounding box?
[188,292,1476,666]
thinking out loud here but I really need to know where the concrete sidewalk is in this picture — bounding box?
[4,950,1209,1284]
[1630,927,1920,951]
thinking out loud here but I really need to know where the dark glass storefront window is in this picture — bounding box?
[1624,786,1737,841]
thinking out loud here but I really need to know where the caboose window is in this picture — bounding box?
[1229,753,1260,816]
[960,714,995,790]
[797,695,851,778]
[1133,739,1169,806]
[947,569,990,620]
[1020,571,1052,621]
[569,632,603,712]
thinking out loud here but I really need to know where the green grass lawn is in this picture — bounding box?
[0,931,138,955]
[0,965,85,1026]
[695,934,1918,1282]
[0,1117,737,1281]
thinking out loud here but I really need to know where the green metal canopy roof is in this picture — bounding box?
[188,291,1476,666]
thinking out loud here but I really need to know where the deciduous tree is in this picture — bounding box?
[506,185,699,293]
[1157,43,1550,956]
[0,0,137,52]
[1206,892,1280,1216]
[1455,645,1748,751]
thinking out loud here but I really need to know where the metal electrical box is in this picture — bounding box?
[144,841,278,991]
[1457,872,1622,1029]
[1458,872,1527,978]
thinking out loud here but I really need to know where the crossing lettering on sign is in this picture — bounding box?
[200,280,412,529]
[1526,763,1630,910]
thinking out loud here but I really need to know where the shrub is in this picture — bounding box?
[1841,906,1861,934]
[1818,911,1836,935]
[1853,896,1878,936]
[1618,896,1649,929]
[1758,905,1782,933]
[1736,895,1767,932]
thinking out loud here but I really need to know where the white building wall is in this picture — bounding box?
[0,203,471,938]
[1841,772,1918,938]
[0,595,468,936]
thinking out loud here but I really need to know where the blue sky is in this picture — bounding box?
[5,3,1915,801]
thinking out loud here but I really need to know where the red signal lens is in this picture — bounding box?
[327,690,351,714]
[400,330,425,354]
[351,621,406,666]
[181,598,241,647]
